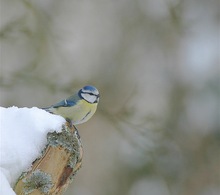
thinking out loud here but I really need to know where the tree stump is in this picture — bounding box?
[14,123,83,195]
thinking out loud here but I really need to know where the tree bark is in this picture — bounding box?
[14,123,83,195]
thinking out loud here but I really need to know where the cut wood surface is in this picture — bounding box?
[14,123,83,195]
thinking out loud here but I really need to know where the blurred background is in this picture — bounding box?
[0,0,219,195]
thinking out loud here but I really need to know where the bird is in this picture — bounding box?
[42,85,100,125]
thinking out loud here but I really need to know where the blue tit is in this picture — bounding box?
[43,85,100,125]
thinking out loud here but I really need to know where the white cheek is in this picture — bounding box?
[81,93,97,103]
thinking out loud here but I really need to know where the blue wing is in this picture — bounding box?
[52,99,76,108]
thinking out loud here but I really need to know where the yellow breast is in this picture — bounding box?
[53,100,97,125]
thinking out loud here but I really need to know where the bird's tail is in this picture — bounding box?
[41,107,53,114]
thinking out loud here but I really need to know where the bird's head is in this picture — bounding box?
[78,85,100,104]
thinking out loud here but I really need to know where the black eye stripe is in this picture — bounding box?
[81,92,99,97]
[79,92,99,104]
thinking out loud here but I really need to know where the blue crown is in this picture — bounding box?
[83,85,97,92]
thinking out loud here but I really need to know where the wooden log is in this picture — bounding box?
[14,123,83,195]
